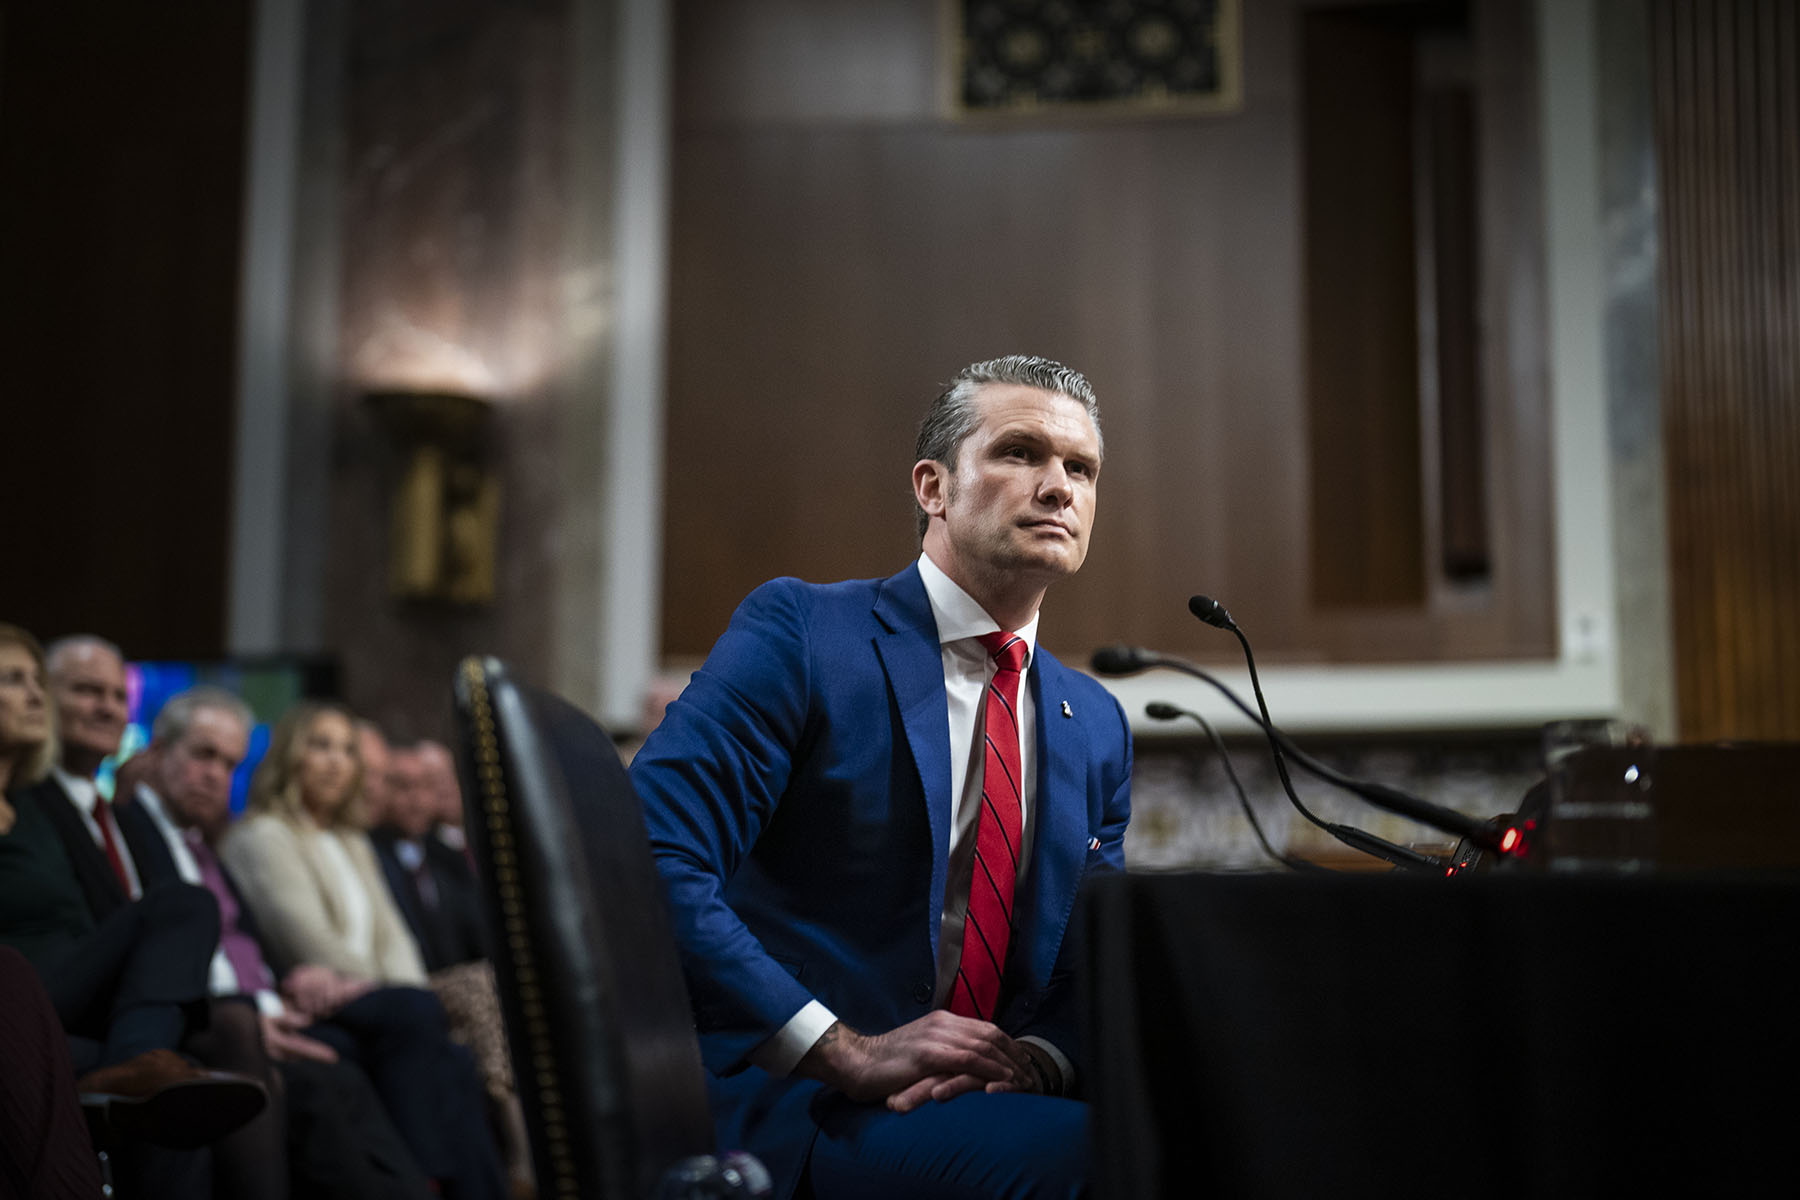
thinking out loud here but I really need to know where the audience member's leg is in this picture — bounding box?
[108,1140,213,1200]
[182,996,288,1200]
[807,1091,1090,1200]
[308,986,507,1200]
[279,1058,434,1200]
[37,882,219,1067]
[0,946,105,1199]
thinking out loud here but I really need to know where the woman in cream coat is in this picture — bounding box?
[225,700,531,1194]
[223,701,427,985]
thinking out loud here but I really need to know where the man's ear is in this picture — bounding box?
[913,459,948,520]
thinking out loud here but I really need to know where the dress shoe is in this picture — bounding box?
[77,1048,268,1150]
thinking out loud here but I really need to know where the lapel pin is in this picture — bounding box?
[1087,836,1101,851]
[1061,700,1073,719]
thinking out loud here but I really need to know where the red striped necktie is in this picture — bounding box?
[950,630,1028,1022]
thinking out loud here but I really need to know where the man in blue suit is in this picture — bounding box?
[631,355,1132,1199]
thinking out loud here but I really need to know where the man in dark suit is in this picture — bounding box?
[629,356,1133,1199]
[135,685,506,1200]
[370,741,486,973]
[28,634,284,1198]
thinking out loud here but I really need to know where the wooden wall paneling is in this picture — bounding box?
[1299,0,1554,663]
[1651,0,1800,739]
[1469,0,1553,656]
[664,0,1553,670]
[0,2,249,657]
[1302,7,1427,611]
[1427,85,1489,581]
[1183,102,1311,660]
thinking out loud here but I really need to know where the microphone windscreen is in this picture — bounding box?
[1188,594,1234,629]
[1089,645,1147,675]
[1144,701,1184,720]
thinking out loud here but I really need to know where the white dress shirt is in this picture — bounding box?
[753,554,1070,1089]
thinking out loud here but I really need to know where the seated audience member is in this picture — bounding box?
[222,702,428,985]
[0,622,55,831]
[0,625,104,1199]
[354,719,397,831]
[0,944,105,1200]
[372,739,527,1185]
[223,702,524,1195]
[372,741,485,973]
[1,626,263,1198]
[430,751,472,860]
[136,687,504,1200]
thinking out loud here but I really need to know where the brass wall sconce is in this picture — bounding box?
[365,390,501,606]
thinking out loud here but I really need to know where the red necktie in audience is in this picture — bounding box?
[950,631,1027,1022]
[93,799,131,894]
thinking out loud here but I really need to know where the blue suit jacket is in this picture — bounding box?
[630,564,1132,1193]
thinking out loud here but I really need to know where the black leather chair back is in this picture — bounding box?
[452,657,715,1199]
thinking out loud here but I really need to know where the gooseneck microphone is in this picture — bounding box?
[1092,633,1507,857]
[1188,597,1450,869]
[1188,594,1235,630]
[1198,594,1505,855]
[1101,648,1445,870]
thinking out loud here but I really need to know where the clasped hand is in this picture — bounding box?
[280,963,374,1019]
[797,1010,1052,1113]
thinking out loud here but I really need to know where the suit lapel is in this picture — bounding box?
[24,778,128,919]
[372,833,425,932]
[872,564,954,963]
[1017,649,1089,984]
[117,799,179,890]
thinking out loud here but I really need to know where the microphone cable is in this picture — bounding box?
[1144,700,1327,873]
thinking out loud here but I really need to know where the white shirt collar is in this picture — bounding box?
[133,785,184,842]
[916,553,1040,664]
[51,765,99,813]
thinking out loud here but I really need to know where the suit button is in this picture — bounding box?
[913,984,932,1005]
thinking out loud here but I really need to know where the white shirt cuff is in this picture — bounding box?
[255,989,286,1018]
[749,999,838,1078]
[1019,1035,1075,1095]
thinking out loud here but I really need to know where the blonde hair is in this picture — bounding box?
[0,623,58,788]
[246,700,368,829]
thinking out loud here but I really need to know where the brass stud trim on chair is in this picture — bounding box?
[459,658,581,1199]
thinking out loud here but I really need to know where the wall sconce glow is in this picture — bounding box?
[365,390,500,607]
[349,311,563,396]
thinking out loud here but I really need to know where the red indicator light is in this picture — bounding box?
[1500,827,1521,853]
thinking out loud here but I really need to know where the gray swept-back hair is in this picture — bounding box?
[152,686,254,748]
[913,355,1102,539]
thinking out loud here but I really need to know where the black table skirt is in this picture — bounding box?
[1081,871,1800,1199]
